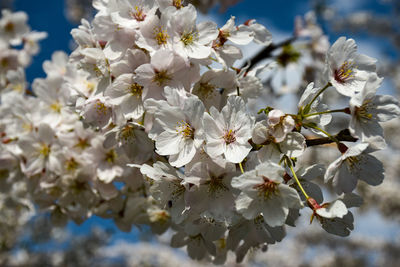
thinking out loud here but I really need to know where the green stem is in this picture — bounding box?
[306,124,340,144]
[303,108,348,118]
[140,112,146,126]
[286,157,309,199]
[305,82,332,113]
[239,162,244,174]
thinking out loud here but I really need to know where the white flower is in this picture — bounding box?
[104,73,144,120]
[80,95,114,128]
[267,110,295,143]
[203,96,254,163]
[349,73,400,148]
[231,63,275,102]
[252,110,296,144]
[110,0,157,30]
[104,122,154,164]
[166,5,218,60]
[42,51,69,81]
[227,216,285,263]
[231,161,303,227]
[324,143,384,194]
[184,159,237,222]
[135,11,172,53]
[315,199,348,219]
[324,36,377,97]
[18,123,62,177]
[135,50,196,100]
[239,19,272,46]
[192,69,237,110]
[21,30,47,56]
[151,94,205,167]
[87,138,125,184]
[140,161,189,224]
[217,16,253,46]
[0,10,29,45]
[211,16,253,68]
[4,67,27,95]
[307,196,354,237]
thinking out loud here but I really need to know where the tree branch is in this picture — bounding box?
[241,36,296,70]
[305,129,358,147]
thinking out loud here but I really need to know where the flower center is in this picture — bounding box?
[75,138,90,150]
[355,100,373,121]
[253,176,279,199]
[130,6,146,21]
[95,100,108,115]
[150,210,170,224]
[154,26,169,45]
[12,83,24,93]
[152,70,171,86]
[197,82,216,99]
[1,58,9,68]
[105,149,117,163]
[39,143,51,157]
[170,180,186,201]
[346,156,360,169]
[181,31,196,46]
[205,175,229,194]
[334,61,354,84]
[213,30,230,48]
[223,129,236,144]
[119,124,136,143]
[50,101,62,113]
[65,157,79,171]
[173,0,183,8]
[129,82,143,98]
[176,121,194,139]
[4,22,14,33]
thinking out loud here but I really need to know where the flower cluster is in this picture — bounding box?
[1,2,400,264]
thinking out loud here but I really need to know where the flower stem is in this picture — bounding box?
[304,82,332,113]
[286,157,309,199]
[303,108,348,118]
[239,162,244,174]
[306,124,340,144]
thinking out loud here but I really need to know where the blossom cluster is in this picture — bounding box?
[1,1,400,264]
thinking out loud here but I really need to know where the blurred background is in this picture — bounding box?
[1,0,400,266]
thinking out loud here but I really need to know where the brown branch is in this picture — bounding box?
[305,129,358,147]
[241,36,296,70]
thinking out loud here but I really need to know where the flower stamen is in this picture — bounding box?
[253,176,279,199]
[176,120,194,139]
[152,70,171,86]
[334,61,355,84]
[154,26,169,45]
[130,6,146,21]
[223,129,236,144]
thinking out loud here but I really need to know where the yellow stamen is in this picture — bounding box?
[154,26,169,45]
[223,129,236,144]
[334,61,355,84]
[176,120,194,138]
[105,149,117,163]
[39,143,50,157]
[50,101,62,113]
[152,70,171,86]
[130,6,146,21]
[129,83,143,98]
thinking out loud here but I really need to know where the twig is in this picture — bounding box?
[305,129,357,147]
